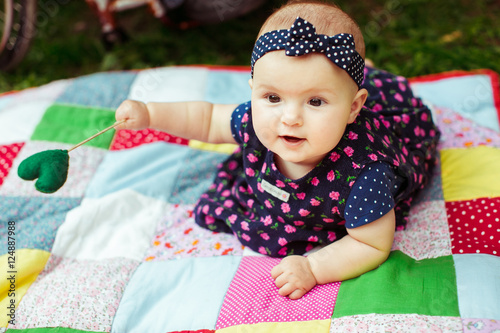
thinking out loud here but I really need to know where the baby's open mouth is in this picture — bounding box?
[281,136,304,144]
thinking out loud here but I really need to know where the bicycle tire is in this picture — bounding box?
[0,0,37,71]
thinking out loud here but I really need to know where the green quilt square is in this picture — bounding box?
[332,251,459,318]
[31,104,117,150]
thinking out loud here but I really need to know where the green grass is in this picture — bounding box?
[1,0,499,92]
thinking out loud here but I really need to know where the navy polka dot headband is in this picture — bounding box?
[251,17,365,89]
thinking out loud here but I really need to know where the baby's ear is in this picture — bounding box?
[248,79,253,89]
[348,88,368,124]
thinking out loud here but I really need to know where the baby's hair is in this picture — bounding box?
[258,0,365,59]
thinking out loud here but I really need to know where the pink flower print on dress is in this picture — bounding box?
[242,233,251,242]
[278,237,288,246]
[243,133,249,143]
[329,152,341,162]
[258,246,267,255]
[294,220,305,226]
[398,81,407,92]
[311,177,320,186]
[260,233,270,240]
[329,191,340,200]
[247,199,254,208]
[223,200,234,208]
[281,202,291,214]
[241,221,250,231]
[305,244,314,252]
[327,231,337,242]
[202,205,209,214]
[228,214,238,224]
[242,112,249,123]
[394,115,402,123]
[289,182,299,189]
[308,235,319,242]
[261,215,273,226]
[245,168,255,177]
[205,215,215,224]
[394,92,404,102]
[257,182,264,193]
[344,146,354,157]
[215,206,224,215]
[327,170,335,182]
[299,209,310,217]
[228,160,238,170]
[373,118,380,129]
[264,200,272,209]
[352,162,361,169]
[374,78,383,87]
[367,133,374,142]
[365,121,372,130]
[221,189,231,197]
[348,131,358,140]
[402,114,411,124]
[331,206,340,214]
[247,153,258,163]
[261,162,267,173]
[310,198,321,206]
[368,154,378,161]
[276,180,286,188]
[285,225,296,233]
[278,247,288,256]
[297,192,306,200]
[372,103,383,112]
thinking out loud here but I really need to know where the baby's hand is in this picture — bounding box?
[271,255,317,299]
[115,100,150,130]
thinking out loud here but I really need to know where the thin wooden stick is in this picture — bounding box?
[67,119,126,153]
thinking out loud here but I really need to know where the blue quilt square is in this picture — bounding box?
[454,254,500,320]
[170,148,229,204]
[0,196,81,254]
[204,70,251,105]
[112,256,242,332]
[85,142,191,201]
[56,71,137,109]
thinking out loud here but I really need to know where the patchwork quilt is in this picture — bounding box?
[0,66,499,332]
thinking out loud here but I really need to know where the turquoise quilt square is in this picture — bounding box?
[112,256,242,332]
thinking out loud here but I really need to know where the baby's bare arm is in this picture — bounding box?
[271,209,395,299]
[115,100,238,144]
[308,208,395,283]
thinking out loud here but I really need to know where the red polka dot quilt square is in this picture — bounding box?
[0,66,499,332]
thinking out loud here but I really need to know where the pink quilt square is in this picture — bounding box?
[110,128,188,150]
[0,142,24,186]
[215,256,340,329]
[446,198,500,256]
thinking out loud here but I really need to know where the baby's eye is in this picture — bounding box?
[309,98,324,107]
[267,95,281,103]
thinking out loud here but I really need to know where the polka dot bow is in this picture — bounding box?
[251,17,365,89]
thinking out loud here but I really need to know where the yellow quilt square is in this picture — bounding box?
[440,146,500,202]
[0,249,51,327]
[216,320,331,333]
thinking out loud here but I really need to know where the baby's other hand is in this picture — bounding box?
[271,255,317,299]
[115,100,150,130]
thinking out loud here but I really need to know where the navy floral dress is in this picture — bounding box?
[194,67,440,257]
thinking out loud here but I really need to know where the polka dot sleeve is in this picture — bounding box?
[230,101,251,144]
[344,162,404,229]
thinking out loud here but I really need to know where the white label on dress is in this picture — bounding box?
[261,179,290,202]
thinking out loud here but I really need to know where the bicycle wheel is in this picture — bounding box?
[0,0,37,71]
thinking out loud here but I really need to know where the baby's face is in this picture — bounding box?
[250,51,359,178]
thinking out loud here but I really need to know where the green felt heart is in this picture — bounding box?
[17,149,70,193]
